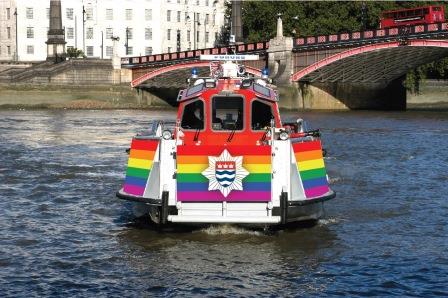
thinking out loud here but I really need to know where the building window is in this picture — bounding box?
[106,9,113,20]
[66,8,73,20]
[106,28,113,39]
[177,11,181,22]
[86,27,93,39]
[67,27,74,39]
[6,8,10,20]
[145,28,152,40]
[126,9,132,21]
[7,27,11,39]
[106,46,113,57]
[27,27,34,38]
[26,7,33,19]
[126,47,133,55]
[205,31,209,43]
[145,47,153,55]
[145,9,152,21]
[86,46,94,57]
[196,0,199,6]
[196,31,199,42]
[167,10,171,22]
[7,46,11,55]
[185,0,188,4]
[127,28,133,40]
[167,29,171,40]
[185,12,188,22]
[168,47,171,53]
[213,14,216,26]
[205,13,209,25]
[187,30,190,42]
[206,0,209,6]
[27,45,34,54]
[46,8,49,19]
[85,7,93,21]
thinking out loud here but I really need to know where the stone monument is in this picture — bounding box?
[267,15,294,85]
[46,0,66,63]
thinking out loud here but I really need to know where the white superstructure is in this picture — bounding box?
[0,0,226,61]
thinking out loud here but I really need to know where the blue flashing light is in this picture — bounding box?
[262,68,269,76]
[192,68,198,75]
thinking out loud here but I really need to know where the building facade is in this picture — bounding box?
[0,0,226,61]
[0,0,17,60]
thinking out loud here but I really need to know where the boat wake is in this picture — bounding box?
[198,224,264,236]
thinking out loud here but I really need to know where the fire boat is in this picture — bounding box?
[116,55,335,226]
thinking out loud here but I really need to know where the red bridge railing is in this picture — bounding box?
[121,41,269,67]
[294,22,448,50]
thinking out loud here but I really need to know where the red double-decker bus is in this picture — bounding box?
[380,5,445,29]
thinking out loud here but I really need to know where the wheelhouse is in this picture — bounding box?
[176,79,281,146]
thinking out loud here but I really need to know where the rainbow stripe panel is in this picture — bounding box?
[293,140,329,199]
[177,145,272,202]
[123,139,159,196]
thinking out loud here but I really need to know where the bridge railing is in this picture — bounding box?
[294,22,448,50]
[121,41,269,67]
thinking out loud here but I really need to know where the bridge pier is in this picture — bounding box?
[277,77,406,110]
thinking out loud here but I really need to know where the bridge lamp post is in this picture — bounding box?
[82,5,86,53]
[14,8,18,61]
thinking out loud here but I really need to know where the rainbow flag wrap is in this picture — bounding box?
[123,139,159,196]
[176,145,272,202]
[293,140,330,199]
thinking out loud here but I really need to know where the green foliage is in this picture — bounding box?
[241,1,448,91]
[67,47,86,59]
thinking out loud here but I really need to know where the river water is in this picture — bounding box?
[0,109,447,297]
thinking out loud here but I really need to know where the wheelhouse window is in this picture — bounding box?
[212,96,243,131]
[181,100,204,130]
[251,100,274,130]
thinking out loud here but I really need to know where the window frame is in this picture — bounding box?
[250,98,275,132]
[210,94,246,133]
[180,98,207,132]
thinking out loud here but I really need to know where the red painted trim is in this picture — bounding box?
[291,39,448,81]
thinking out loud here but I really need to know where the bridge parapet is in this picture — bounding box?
[294,22,448,51]
[121,41,269,68]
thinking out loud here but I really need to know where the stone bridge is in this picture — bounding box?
[123,21,448,110]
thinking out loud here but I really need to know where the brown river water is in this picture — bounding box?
[0,109,447,297]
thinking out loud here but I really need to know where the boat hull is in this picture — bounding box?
[116,188,335,226]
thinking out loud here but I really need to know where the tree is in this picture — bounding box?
[67,47,86,59]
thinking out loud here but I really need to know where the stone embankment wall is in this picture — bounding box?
[0,59,171,109]
[407,80,448,108]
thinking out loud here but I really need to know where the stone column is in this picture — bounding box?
[46,0,66,63]
[267,16,293,85]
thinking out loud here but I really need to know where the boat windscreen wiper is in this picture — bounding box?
[193,127,200,142]
[227,125,236,143]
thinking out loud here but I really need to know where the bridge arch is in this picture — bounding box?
[291,40,448,83]
[132,61,263,87]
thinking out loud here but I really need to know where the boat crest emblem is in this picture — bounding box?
[202,149,249,197]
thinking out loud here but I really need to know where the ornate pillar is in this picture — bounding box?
[46,0,66,62]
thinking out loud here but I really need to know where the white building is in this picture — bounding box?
[0,0,17,60]
[0,0,226,61]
